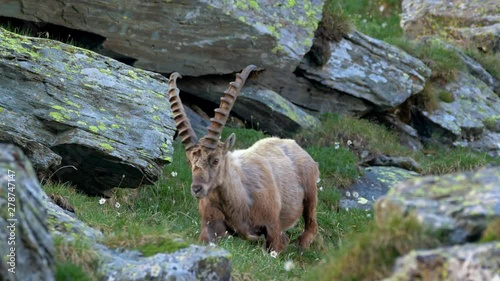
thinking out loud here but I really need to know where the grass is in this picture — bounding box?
[43,114,499,280]
[53,237,99,281]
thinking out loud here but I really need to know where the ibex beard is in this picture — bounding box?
[168,65,319,253]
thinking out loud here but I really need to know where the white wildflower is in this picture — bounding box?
[379,5,385,12]
[347,140,352,146]
[357,197,369,205]
[171,171,178,177]
[150,264,161,277]
[115,202,121,209]
[107,276,116,281]
[319,186,324,191]
[346,191,351,197]
[367,213,372,218]
[345,207,349,212]
[209,242,216,246]
[381,22,388,28]
[270,250,278,258]
[316,177,321,183]
[352,191,359,198]
[284,260,295,271]
[334,142,340,150]
[99,198,106,205]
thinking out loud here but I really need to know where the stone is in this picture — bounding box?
[178,76,320,136]
[384,242,500,281]
[298,31,431,111]
[418,72,500,156]
[376,166,500,244]
[340,166,419,210]
[0,144,55,281]
[44,192,232,281]
[0,28,176,194]
[401,0,500,53]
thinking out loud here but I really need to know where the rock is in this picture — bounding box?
[0,0,324,77]
[382,114,423,152]
[376,166,500,244]
[0,144,55,281]
[178,76,320,136]
[0,28,176,194]
[384,242,500,281]
[298,31,431,111]
[401,0,500,53]
[184,105,210,139]
[44,191,231,281]
[418,72,500,156]
[340,166,419,210]
[364,155,423,173]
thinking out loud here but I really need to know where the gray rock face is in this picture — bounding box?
[179,76,320,136]
[0,28,176,194]
[376,166,500,244]
[44,192,231,281]
[340,166,419,210]
[419,72,500,156]
[401,0,500,52]
[298,31,431,110]
[0,144,55,281]
[384,242,500,281]
[0,0,323,77]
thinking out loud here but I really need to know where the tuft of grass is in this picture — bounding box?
[307,208,439,281]
[438,90,455,103]
[480,219,500,243]
[415,145,500,175]
[103,230,188,257]
[55,262,93,281]
[465,48,500,82]
[54,237,99,281]
[307,146,359,188]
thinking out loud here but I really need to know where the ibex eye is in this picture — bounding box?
[212,159,219,165]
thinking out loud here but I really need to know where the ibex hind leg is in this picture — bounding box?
[298,174,318,249]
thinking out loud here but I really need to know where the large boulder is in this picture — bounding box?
[376,166,500,244]
[401,0,500,52]
[178,75,320,136]
[0,0,324,77]
[0,28,175,194]
[0,144,55,281]
[417,72,500,156]
[384,242,500,281]
[298,31,431,111]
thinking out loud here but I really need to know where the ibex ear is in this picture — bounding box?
[224,133,236,152]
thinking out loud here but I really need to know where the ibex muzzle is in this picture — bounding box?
[168,65,319,253]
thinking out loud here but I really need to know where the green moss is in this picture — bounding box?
[88,126,99,133]
[438,91,455,103]
[52,105,67,111]
[111,124,120,129]
[484,115,500,130]
[136,239,188,257]
[99,143,114,151]
[50,112,66,122]
[480,219,500,243]
[153,115,161,121]
[286,0,296,7]
[126,70,139,80]
[77,121,88,126]
[0,107,3,113]
[97,123,106,131]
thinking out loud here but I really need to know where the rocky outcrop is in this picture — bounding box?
[341,166,419,210]
[0,28,176,194]
[298,31,431,111]
[0,0,324,77]
[0,144,55,281]
[179,75,320,136]
[44,187,231,281]
[401,0,500,52]
[376,166,500,244]
[384,242,500,281]
[418,72,500,156]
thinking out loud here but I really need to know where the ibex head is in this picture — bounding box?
[168,65,256,198]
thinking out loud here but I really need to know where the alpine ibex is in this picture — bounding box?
[167,65,319,253]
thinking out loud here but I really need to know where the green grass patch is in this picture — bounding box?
[56,262,93,281]
[465,48,500,82]
[307,146,359,188]
[307,208,439,281]
[480,219,500,243]
[53,237,99,281]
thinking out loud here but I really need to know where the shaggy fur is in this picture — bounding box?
[187,135,319,252]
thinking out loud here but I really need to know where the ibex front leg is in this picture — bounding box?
[198,199,233,242]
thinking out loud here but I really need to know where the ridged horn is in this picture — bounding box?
[201,65,257,149]
[168,72,198,150]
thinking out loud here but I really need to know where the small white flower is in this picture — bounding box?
[362,19,367,23]
[316,177,321,183]
[171,171,178,177]
[379,5,385,12]
[334,142,340,150]
[115,202,121,208]
[347,140,352,146]
[319,186,324,191]
[357,197,369,205]
[345,207,349,212]
[99,198,106,205]
[284,260,295,271]
[270,250,278,258]
[346,191,351,197]
[107,276,116,281]
[209,242,216,246]
[150,264,161,277]
[367,213,372,218]
[381,22,388,28]
[352,191,359,198]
